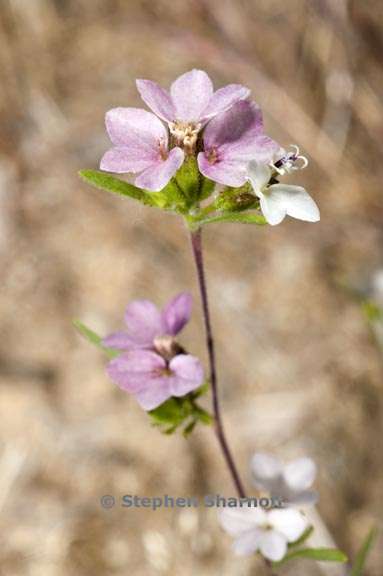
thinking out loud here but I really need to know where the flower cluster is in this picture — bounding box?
[219,452,317,561]
[103,293,204,410]
[100,69,320,226]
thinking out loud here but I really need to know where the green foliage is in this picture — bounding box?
[273,547,348,566]
[79,170,156,206]
[351,527,378,576]
[149,384,213,436]
[361,300,383,323]
[214,183,259,212]
[72,319,118,359]
[174,156,201,206]
[193,211,266,227]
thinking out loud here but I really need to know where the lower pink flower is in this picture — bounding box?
[107,349,204,410]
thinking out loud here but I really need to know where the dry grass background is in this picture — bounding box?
[0,0,382,575]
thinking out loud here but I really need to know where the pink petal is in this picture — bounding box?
[136,79,176,122]
[100,147,155,174]
[135,381,173,411]
[124,299,164,346]
[105,107,168,149]
[106,350,166,394]
[169,354,204,397]
[201,84,251,120]
[102,331,145,350]
[170,69,213,122]
[161,292,192,336]
[135,147,184,192]
[203,100,263,153]
[198,153,247,187]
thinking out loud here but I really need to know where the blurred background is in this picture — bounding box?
[0,0,382,574]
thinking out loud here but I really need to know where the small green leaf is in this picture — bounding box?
[197,211,267,226]
[174,156,200,205]
[199,176,215,201]
[79,169,156,206]
[149,398,187,427]
[72,319,118,359]
[274,547,348,566]
[351,527,378,576]
[190,382,210,399]
[288,526,314,549]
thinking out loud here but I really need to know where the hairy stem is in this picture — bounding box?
[189,227,246,498]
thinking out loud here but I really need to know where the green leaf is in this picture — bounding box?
[149,398,187,427]
[351,527,378,576]
[288,526,314,549]
[79,169,156,206]
[197,211,267,226]
[274,547,348,566]
[200,176,215,201]
[174,156,201,205]
[72,319,118,359]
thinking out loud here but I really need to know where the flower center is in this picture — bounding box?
[169,121,201,154]
[153,335,184,361]
[158,139,169,161]
[206,147,218,164]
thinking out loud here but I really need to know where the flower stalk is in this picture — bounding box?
[190,227,246,499]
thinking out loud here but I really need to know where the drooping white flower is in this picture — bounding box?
[247,160,320,226]
[219,506,309,561]
[273,145,308,176]
[251,453,318,506]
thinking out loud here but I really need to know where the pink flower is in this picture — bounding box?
[197,100,281,187]
[103,293,204,410]
[103,292,192,351]
[106,350,203,411]
[100,108,184,192]
[136,69,250,127]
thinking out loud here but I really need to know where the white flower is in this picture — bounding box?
[219,506,308,561]
[251,453,318,506]
[247,160,320,226]
[273,145,308,176]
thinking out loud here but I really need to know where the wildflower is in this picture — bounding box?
[273,145,308,176]
[219,506,308,561]
[100,108,184,191]
[102,292,192,351]
[136,69,250,152]
[251,453,318,506]
[197,101,281,187]
[106,349,204,411]
[247,160,320,225]
[103,293,204,410]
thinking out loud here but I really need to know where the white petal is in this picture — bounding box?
[283,457,317,492]
[259,530,287,562]
[247,160,271,195]
[219,507,266,536]
[232,529,262,556]
[268,509,308,543]
[251,453,283,490]
[268,184,320,222]
[259,195,286,225]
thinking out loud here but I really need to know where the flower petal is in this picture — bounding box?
[268,509,308,543]
[105,107,167,148]
[169,354,204,396]
[102,331,144,350]
[259,194,287,226]
[267,184,320,222]
[106,350,165,394]
[251,453,283,489]
[170,69,213,122]
[233,529,262,556]
[135,147,184,192]
[100,147,155,174]
[201,84,251,120]
[203,100,262,154]
[136,79,176,122]
[283,457,317,492]
[134,378,172,410]
[259,530,287,562]
[124,299,164,346]
[162,292,192,336]
[247,161,272,194]
[198,153,247,187]
[219,507,266,536]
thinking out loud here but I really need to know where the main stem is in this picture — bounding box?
[190,228,246,498]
